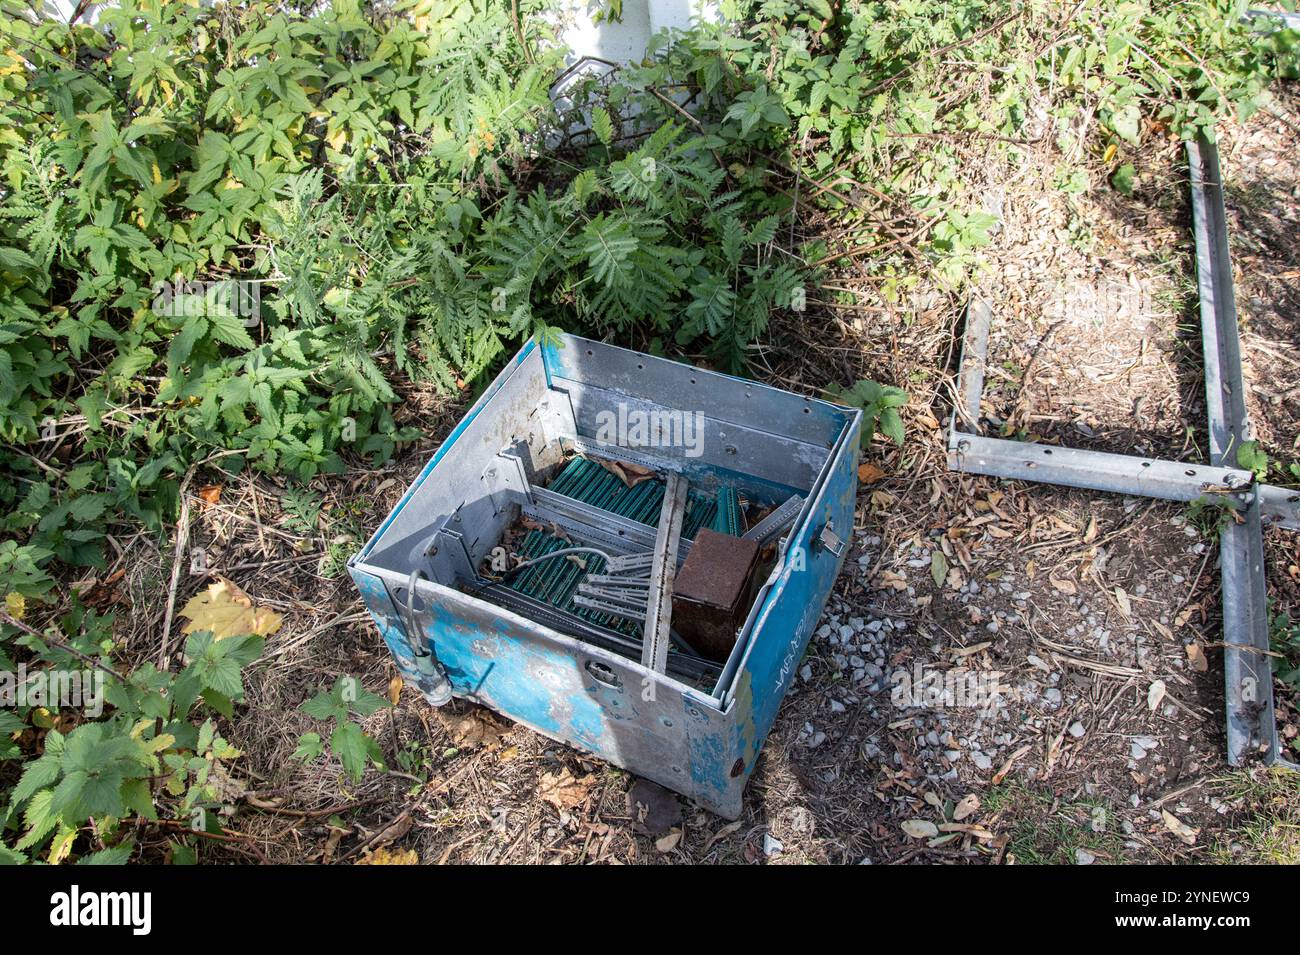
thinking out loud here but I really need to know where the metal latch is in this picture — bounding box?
[817,523,845,558]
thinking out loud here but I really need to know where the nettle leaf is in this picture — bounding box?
[878,408,905,446]
[11,751,61,804]
[77,842,135,865]
[16,789,58,850]
[330,720,384,781]
[300,687,347,722]
[292,731,323,761]
[0,846,26,865]
[207,312,257,350]
[181,631,264,703]
[349,687,390,718]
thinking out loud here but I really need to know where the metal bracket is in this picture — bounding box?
[483,450,533,514]
[817,523,846,559]
[426,524,476,585]
[742,494,805,546]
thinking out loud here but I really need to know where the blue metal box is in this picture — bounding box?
[348,335,860,818]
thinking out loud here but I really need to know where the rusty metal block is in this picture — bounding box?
[672,529,760,662]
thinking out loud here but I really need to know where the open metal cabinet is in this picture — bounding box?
[348,334,860,818]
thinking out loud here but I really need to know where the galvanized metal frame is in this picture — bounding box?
[947,135,1297,768]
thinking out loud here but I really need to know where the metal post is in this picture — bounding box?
[642,472,688,673]
[1187,134,1279,764]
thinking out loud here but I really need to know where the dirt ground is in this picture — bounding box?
[107,83,1300,865]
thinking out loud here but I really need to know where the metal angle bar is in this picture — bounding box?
[642,472,688,673]
[607,552,655,573]
[741,493,806,546]
[1188,134,1279,765]
[1244,8,1300,30]
[585,573,650,586]
[943,136,1294,768]
[1189,136,1250,466]
[949,433,1253,503]
[577,581,651,604]
[574,594,647,621]
[954,298,992,431]
[1258,483,1300,531]
[529,486,693,561]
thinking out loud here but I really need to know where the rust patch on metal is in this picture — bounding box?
[672,529,760,662]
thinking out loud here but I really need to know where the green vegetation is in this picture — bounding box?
[295,676,391,781]
[1210,768,1300,863]
[1271,605,1300,694]
[1,0,1296,862]
[835,378,907,448]
[982,781,1126,864]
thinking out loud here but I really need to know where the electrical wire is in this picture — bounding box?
[499,546,616,580]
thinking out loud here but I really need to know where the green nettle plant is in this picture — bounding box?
[1,0,1294,862]
[294,676,391,781]
[0,606,264,864]
[836,379,907,449]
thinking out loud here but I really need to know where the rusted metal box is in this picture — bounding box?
[348,335,860,819]
[672,529,761,662]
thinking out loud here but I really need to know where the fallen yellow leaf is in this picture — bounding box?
[179,577,283,640]
[356,847,419,865]
[1049,576,1077,595]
